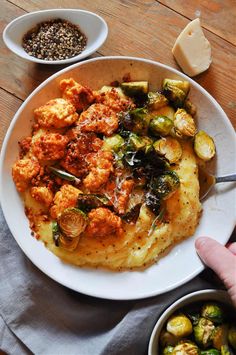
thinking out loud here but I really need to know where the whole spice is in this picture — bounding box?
[22,18,87,61]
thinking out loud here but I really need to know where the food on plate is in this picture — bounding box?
[172,18,212,77]
[12,77,216,270]
[159,302,236,354]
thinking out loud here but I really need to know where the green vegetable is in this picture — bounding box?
[162,345,174,354]
[49,166,80,184]
[152,105,175,120]
[147,91,168,110]
[149,115,174,136]
[200,350,220,355]
[153,137,182,163]
[128,133,153,153]
[201,303,224,324]
[194,131,216,161]
[103,134,124,152]
[174,108,196,137]
[194,317,215,348]
[172,342,199,355]
[121,81,149,97]
[166,314,193,338]
[162,79,190,108]
[220,345,231,355]
[77,194,111,212]
[52,221,79,251]
[212,325,229,350]
[130,107,152,134]
[58,208,87,239]
[52,221,61,247]
[150,171,180,200]
[159,330,179,348]
[228,325,236,350]
[184,98,197,117]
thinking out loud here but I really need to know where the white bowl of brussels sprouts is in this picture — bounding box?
[148,289,236,355]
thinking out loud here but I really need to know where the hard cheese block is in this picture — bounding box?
[172,18,212,77]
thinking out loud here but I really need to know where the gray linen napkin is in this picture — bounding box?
[0,207,224,355]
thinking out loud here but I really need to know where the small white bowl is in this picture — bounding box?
[148,289,234,355]
[2,8,108,65]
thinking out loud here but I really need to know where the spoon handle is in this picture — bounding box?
[215,174,236,183]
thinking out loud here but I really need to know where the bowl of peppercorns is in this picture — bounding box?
[3,8,108,64]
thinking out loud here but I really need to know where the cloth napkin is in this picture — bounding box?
[0,207,229,355]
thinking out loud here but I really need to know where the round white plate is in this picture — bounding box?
[0,57,235,300]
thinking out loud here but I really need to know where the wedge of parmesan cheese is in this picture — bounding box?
[172,18,212,77]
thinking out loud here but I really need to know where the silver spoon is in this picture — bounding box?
[199,167,236,200]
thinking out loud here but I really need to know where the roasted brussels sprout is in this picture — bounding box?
[153,137,182,164]
[184,98,197,117]
[121,81,148,105]
[58,208,87,239]
[228,325,236,350]
[194,317,215,348]
[174,108,197,137]
[162,345,174,354]
[121,108,152,134]
[220,345,231,355]
[49,166,80,184]
[194,131,216,161]
[149,171,180,200]
[147,91,168,110]
[200,349,220,355]
[152,105,175,120]
[212,325,229,350]
[201,303,224,324]
[162,79,190,108]
[103,134,125,152]
[149,115,174,136]
[167,314,193,338]
[77,194,111,212]
[52,221,79,251]
[160,330,179,348]
[172,341,199,355]
[128,133,153,152]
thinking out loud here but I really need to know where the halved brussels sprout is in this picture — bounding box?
[184,98,197,117]
[167,314,193,338]
[121,81,148,97]
[77,194,111,212]
[52,221,79,251]
[174,108,197,137]
[162,79,190,108]
[160,330,179,348]
[121,108,152,134]
[149,115,174,136]
[194,317,215,348]
[147,92,168,110]
[103,134,125,152]
[152,105,175,120]
[49,166,80,184]
[201,303,224,324]
[220,345,231,355]
[150,171,180,200]
[172,342,199,355]
[228,325,236,350]
[194,131,216,161]
[162,345,174,354]
[212,325,229,350]
[153,137,182,163]
[128,133,153,152]
[200,350,220,355]
[58,208,87,238]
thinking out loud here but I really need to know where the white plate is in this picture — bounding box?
[2,9,108,65]
[0,57,235,300]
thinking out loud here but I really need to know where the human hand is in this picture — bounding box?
[195,236,236,308]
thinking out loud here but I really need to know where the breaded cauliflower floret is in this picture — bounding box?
[32,133,68,161]
[83,151,114,191]
[50,184,82,219]
[60,78,94,111]
[78,103,118,136]
[12,158,40,192]
[30,186,54,207]
[86,207,123,237]
[34,98,78,128]
[94,87,135,113]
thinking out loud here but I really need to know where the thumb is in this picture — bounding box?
[195,237,236,291]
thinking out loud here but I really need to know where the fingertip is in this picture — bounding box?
[195,236,212,251]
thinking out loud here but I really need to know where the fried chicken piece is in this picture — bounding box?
[116,179,134,215]
[12,158,40,192]
[50,185,82,219]
[94,87,135,112]
[78,103,118,136]
[30,186,54,208]
[60,78,94,111]
[86,207,123,237]
[60,133,103,177]
[32,133,68,161]
[34,98,78,128]
[83,151,114,192]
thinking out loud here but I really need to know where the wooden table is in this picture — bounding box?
[0,1,235,223]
